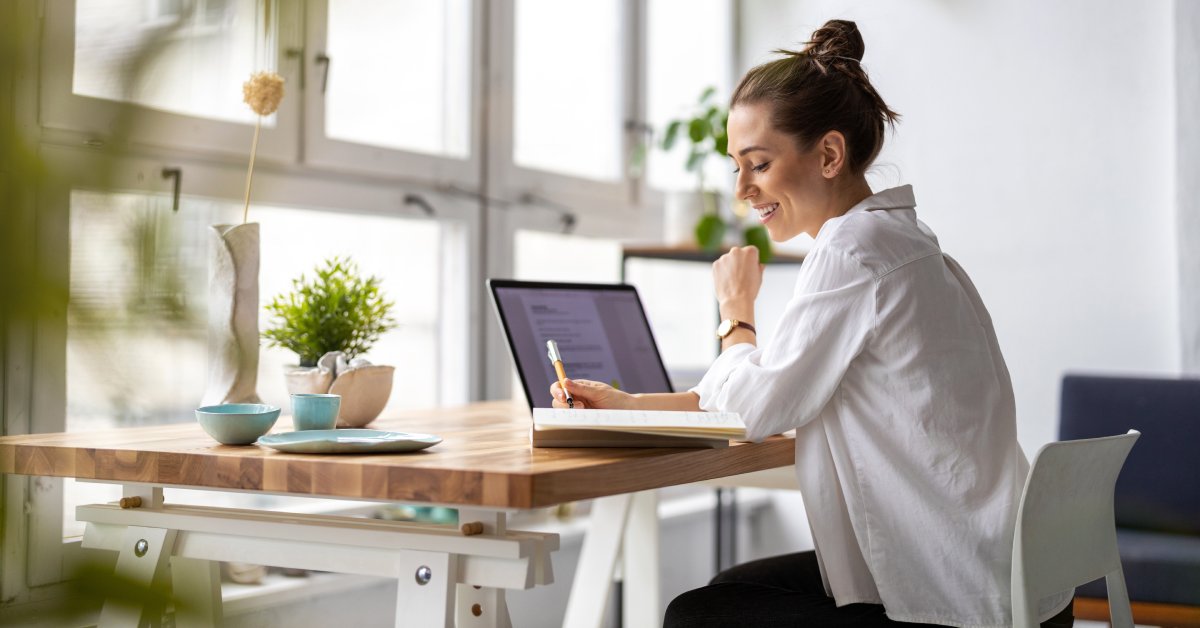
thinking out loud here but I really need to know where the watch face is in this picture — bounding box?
[717,319,733,337]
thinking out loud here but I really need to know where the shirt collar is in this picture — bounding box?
[844,184,917,215]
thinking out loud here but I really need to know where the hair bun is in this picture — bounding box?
[806,19,865,63]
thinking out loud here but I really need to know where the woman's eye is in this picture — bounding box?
[752,162,770,172]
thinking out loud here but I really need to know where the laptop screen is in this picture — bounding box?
[488,280,675,409]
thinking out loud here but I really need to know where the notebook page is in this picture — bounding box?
[533,408,745,432]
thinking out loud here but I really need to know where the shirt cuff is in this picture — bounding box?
[688,342,756,411]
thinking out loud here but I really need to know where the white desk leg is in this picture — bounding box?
[622,491,660,627]
[171,556,223,628]
[563,493,633,628]
[396,549,457,628]
[98,525,177,628]
[455,510,513,628]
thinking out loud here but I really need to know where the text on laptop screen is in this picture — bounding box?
[492,284,673,408]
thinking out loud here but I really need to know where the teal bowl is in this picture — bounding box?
[195,404,281,445]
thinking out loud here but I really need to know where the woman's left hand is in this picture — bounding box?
[713,245,765,314]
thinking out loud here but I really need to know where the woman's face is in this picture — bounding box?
[726,102,835,241]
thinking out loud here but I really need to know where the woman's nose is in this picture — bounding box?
[735,170,756,201]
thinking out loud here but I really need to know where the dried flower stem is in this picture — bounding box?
[242,116,261,224]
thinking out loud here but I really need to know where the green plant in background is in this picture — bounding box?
[659,86,729,195]
[263,257,396,367]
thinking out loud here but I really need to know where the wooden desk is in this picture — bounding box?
[0,400,794,627]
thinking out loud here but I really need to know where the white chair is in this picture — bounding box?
[1011,429,1140,628]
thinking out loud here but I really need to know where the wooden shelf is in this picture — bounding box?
[622,244,805,265]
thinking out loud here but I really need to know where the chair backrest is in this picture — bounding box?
[1011,430,1140,628]
[1060,374,1200,534]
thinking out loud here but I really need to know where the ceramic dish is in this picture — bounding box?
[195,404,281,445]
[255,429,441,454]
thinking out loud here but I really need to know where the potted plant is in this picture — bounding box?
[650,86,772,262]
[263,256,397,427]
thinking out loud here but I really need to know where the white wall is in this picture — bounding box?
[739,0,1181,456]
[1179,1,1200,372]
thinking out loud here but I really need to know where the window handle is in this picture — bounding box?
[315,53,331,94]
[161,167,182,212]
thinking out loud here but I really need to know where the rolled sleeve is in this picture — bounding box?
[691,248,876,441]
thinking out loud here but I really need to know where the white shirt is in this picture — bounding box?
[691,186,1071,627]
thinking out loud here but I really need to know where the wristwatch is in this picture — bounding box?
[716,318,756,339]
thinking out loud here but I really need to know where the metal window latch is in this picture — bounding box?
[315,53,331,94]
[161,167,182,212]
[286,47,306,89]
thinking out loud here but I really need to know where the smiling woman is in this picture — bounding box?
[550,18,1077,628]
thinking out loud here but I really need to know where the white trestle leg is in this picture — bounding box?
[171,556,223,628]
[622,490,661,627]
[98,525,177,628]
[562,493,634,628]
[395,549,458,628]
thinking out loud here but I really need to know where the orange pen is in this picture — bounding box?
[546,339,574,408]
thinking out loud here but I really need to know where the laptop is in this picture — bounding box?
[488,279,722,447]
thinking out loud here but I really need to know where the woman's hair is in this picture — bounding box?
[731,19,900,175]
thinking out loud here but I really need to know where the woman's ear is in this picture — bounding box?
[819,130,848,179]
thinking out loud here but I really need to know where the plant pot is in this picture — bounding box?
[664,190,720,246]
[201,223,262,406]
[330,364,395,428]
[282,352,394,428]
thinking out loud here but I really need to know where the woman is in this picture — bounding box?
[551,19,1076,628]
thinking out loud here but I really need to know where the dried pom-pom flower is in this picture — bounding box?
[242,71,285,116]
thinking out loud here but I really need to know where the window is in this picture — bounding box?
[645,0,734,192]
[324,0,472,158]
[73,0,274,124]
[512,0,624,181]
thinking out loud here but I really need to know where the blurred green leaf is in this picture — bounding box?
[694,213,726,252]
[698,86,716,104]
[661,120,681,151]
[743,225,774,263]
[687,118,709,144]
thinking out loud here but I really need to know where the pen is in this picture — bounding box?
[546,339,574,408]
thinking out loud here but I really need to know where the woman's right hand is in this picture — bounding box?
[550,378,635,410]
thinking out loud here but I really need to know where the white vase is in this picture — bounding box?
[664,190,720,245]
[201,223,263,406]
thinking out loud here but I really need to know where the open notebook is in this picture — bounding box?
[532,408,746,447]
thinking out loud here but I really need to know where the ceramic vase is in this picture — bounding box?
[201,223,263,406]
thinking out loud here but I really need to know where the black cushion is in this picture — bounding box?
[1075,527,1200,606]
[1059,375,1200,535]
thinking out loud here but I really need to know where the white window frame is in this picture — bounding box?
[485,0,645,214]
[299,0,485,188]
[39,0,304,164]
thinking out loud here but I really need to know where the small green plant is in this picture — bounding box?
[263,257,395,367]
[659,86,729,194]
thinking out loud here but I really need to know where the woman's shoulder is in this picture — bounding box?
[815,208,941,278]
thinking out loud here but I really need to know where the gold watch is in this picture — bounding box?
[716,319,756,339]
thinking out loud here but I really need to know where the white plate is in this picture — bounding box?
[256,429,441,454]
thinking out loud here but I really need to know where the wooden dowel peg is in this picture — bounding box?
[460,521,484,536]
[119,496,143,509]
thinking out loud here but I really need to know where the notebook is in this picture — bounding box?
[533,408,746,440]
[488,279,733,448]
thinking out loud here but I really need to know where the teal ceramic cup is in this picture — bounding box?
[291,393,341,430]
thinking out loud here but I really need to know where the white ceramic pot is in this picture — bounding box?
[330,364,395,428]
[201,223,263,406]
[664,190,721,245]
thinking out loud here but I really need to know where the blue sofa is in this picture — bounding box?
[1059,374,1200,626]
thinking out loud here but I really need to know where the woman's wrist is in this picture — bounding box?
[718,299,755,325]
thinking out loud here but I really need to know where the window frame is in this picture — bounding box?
[299,0,485,188]
[39,0,304,164]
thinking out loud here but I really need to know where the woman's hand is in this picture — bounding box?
[713,246,765,318]
[550,378,635,410]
